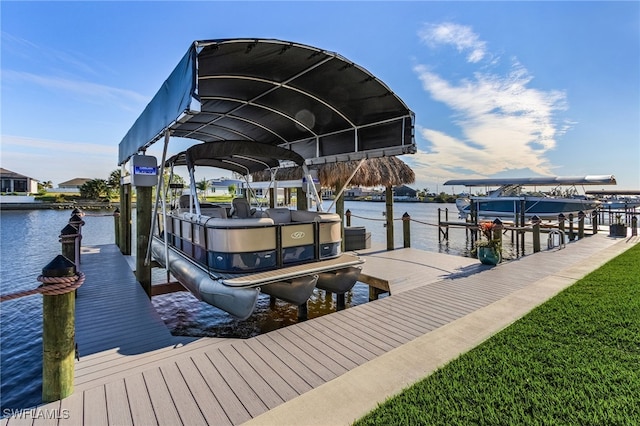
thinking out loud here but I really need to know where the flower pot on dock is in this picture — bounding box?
[478,246,501,265]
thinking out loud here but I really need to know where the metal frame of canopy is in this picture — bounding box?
[118,38,416,168]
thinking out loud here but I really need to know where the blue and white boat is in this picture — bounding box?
[444,175,617,220]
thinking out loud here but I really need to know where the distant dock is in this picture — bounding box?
[2,233,637,425]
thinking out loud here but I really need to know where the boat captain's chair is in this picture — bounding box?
[231,198,255,218]
[178,194,192,209]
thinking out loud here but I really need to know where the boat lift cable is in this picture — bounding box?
[302,163,324,212]
[145,131,171,271]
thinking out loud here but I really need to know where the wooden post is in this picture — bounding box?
[632,216,638,236]
[296,187,307,211]
[345,209,352,227]
[531,215,541,253]
[42,255,76,402]
[297,302,308,321]
[591,210,598,234]
[558,213,566,244]
[335,182,345,252]
[119,183,132,255]
[113,208,121,246]
[385,185,394,250]
[578,211,585,239]
[269,188,275,208]
[402,212,411,248]
[336,293,346,310]
[136,186,152,298]
[568,213,575,241]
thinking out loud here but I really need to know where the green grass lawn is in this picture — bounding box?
[355,243,640,425]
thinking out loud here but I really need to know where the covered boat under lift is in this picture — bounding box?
[445,175,617,221]
[117,38,416,319]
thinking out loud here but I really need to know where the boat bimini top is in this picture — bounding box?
[444,175,617,187]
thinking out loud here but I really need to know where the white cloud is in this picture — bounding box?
[2,70,148,111]
[413,23,570,183]
[418,22,487,63]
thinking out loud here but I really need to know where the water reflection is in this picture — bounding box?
[151,282,372,339]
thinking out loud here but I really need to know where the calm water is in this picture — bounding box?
[0,201,485,411]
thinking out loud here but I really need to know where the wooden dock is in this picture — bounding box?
[2,233,636,425]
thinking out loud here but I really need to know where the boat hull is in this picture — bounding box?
[316,266,362,294]
[260,275,319,305]
[457,197,599,220]
[151,239,260,320]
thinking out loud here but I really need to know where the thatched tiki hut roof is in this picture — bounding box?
[251,156,415,188]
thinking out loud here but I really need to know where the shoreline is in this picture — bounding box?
[0,202,120,211]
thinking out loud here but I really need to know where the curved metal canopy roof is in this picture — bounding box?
[165,140,306,175]
[118,38,415,167]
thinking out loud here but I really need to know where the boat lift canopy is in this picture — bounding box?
[444,175,617,187]
[118,38,415,167]
[165,140,306,175]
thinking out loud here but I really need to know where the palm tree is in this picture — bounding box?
[196,178,209,200]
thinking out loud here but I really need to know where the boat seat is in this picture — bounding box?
[266,208,293,224]
[200,207,228,219]
[291,210,341,223]
[231,198,255,218]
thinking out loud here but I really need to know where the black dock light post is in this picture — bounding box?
[69,212,85,266]
[113,207,121,246]
[41,255,77,402]
[345,209,352,227]
[578,211,585,239]
[531,215,541,253]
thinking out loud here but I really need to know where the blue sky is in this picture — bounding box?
[2,1,639,191]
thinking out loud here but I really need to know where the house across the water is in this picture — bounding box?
[0,168,38,194]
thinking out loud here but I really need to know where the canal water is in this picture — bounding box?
[0,201,481,412]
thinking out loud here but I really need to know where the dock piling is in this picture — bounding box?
[41,255,76,403]
[136,186,152,298]
[531,215,541,253]
[592,210,598,234]
[578,211,585,239]
[402,212,411,248]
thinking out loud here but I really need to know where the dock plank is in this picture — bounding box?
[190,353,251,425]
[142,368,183,426]
[124,374,158,426]
[104,380,133,426]
[174,359,232,426]
[159,363,207,426]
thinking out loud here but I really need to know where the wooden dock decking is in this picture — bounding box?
[2,233,636,425]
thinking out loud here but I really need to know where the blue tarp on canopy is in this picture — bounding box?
[118,46,197,164]
[118,39,415,166]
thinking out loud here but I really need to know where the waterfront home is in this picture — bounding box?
[0,168,38,194]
